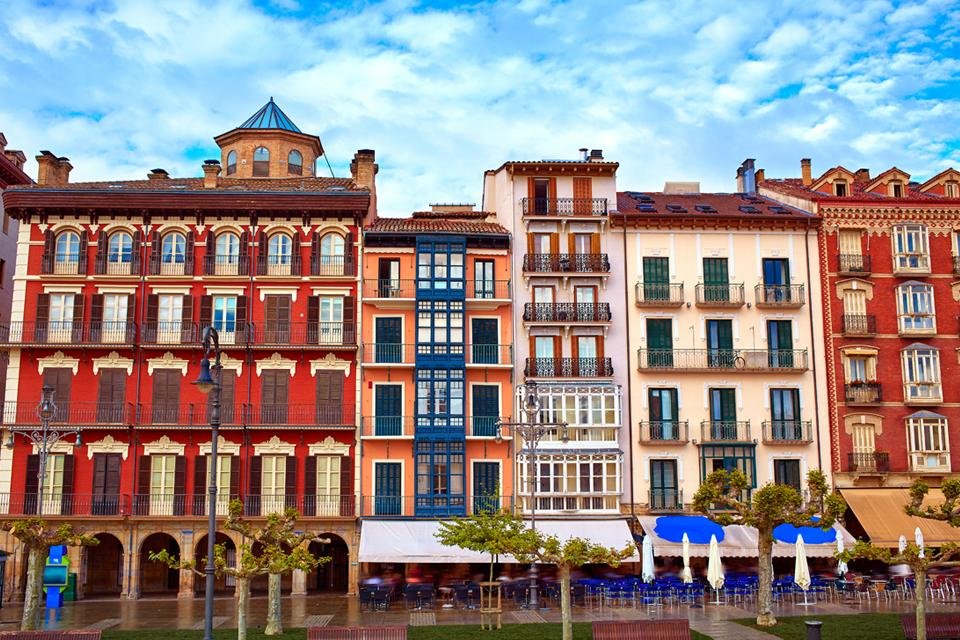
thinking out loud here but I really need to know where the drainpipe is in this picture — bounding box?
[620,217,636,518]
[128,222,149,599]
[804,223,824,472]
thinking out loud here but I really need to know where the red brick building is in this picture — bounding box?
[761,160,960,544]
[0,101,374,600]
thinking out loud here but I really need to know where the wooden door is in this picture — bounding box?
[97,368,126,423]
[92,453,122,515]
[42,368,72,422]
[261,370,289,424]
[151,369,181,423]
[264,295,291,344]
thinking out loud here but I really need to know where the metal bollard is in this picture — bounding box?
[805,620,823,640]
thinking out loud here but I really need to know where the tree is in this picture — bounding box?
[905,477,960,526]
[692,469,846,627]
[2,518,98,630]
[436,510,634,640]
[151,500,326,640]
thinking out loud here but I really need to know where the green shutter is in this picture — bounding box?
[643,257,670,301]
[646,319,673,367]
[703,258,729,302]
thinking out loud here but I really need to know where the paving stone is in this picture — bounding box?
[303,614,333,627]
[410,612,436,626]
[84,618,121,630]
[509,610,547,623]
[190,616,228,630]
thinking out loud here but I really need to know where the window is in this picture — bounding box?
[416,300,464,355]
[834,180,847,197]
[474,259,495,298]
[845,353,876,383]
[0,259,6,287]
[893,224,930,272]
[701,445,756,489]
[150,454,177,515]
[706,319,734,367]
[890,182,904,198]
[48,293,75,341]
[902,347,942,402]
[107,232,133,273]
[416,369,464,429]
[253,146,270,177]
[161,232,186,273]
[534,384,620,443]
[907,416,950,471]
[377,259,401,297]
[55,231,81,273]
[708,388,738,440]
[576,336,598,359]
[534,336,555,357]
[897,283,935,333]
[946,181,959,198]
[316,455,341,516]
[415,441,465,516]
[648,388,679,440]
[261,455,287,513]
[532,178,550,214]
[374,461,401,516]
[287,150,302,175]
[318,297,344,344]
[533,286,554,304]
[212,296,237,340]
[650,460,679,509]
[226,150,237,175]
[319,233,344,274]
[214,232,240,274]
[206,454,232,514]
[417,241,465,290]
[102,294,129,343]
[517,452,620,512]
[769,388,801,440]
[267,233,292,274]
[42,454,66,515]
[157,294,183,343]
[774,459,801,491]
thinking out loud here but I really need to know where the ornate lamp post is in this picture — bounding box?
[193,326,222,640]
[5,385,82,517]
[495,381,568,609]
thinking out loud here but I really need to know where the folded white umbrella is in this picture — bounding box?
[915,527,925,559]
[794,534,811,592]
[681,532,693,584]
[707,534,724,590]
[899,535,908,554]
[641,534,655,582]
[835,529,848,575]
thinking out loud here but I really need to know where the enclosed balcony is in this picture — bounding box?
[638,421,689,444]
[694,284,745,307]
[635,283,684,307]
[841,314,876,336]
[525,357,613,378]
[761,420,813,444]
[522,253,610,275]
[837,254,871,276]
[754,284,805,308]
[845,451,890,474]
[521,197,608,217]
[844,382,882,404]
[522,303,611,324]
[699,420,751,443]
[637,348,808,372]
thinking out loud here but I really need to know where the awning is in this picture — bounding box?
[637,515,854,558]
[359,519,639,563]
[841,488,958,547]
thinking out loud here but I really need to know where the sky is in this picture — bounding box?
[1,0,959,214]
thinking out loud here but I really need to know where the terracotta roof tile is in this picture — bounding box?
[366,214,507,234]
[8,176,364,193]
[761,174,944,202]
[615,191,815,221]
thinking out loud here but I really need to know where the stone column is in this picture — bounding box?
[347,540,359,596]
[291,569,307,596]
[124,551,140,600]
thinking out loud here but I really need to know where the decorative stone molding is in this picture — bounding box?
[835,278,874,300]
[309,353,351,378]
[254,435,296,456]
[142,435,186,456]
[843,413,884,436]
[32,441,75,455]
[147,352,189,376]
[220,353,244,377]
[95,285,138,295]
[37,351,79,375]
[155,223,191,236]
[311,287,352,297]
[93,351,134,375]
[257,353,296,377]
[203,286,246,296]
[42,284,84,294]
[100,222,137,235]
[85,434,129,460]
[150,285,192,295]
[308,436,350,457]
[198,435,241,456]
[258,287,298,302]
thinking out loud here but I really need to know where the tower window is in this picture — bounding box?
[226,150,237,175]
[253,147,270,177]
[287,150,302,175]
[834,181,847,197]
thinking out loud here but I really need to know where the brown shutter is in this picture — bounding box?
[550,233,559,254]
[97,369,125,423]
[144,294,159,343]
[41,230,55,274]
[78,232,88,274]
[256,230,267,275]
[567,234,575,255]
[184,232,195,275]
[291,233,301,275]
[60,454,75,515]
[315,371,343,424]
[247,455,262,516]
[192,455,207,516]
[343,231,355,275]
[284,457,297,509]
[71,294,85,342]
[306,296,320,342]
[137,454,151,515]
[229,455,240,500]
[126,294,136,342]
[25,454,40,515]
[181,295,194,342]
[236,295,248,342]
[131,230,143,274]
[342,296,355,344]
[89,294,104,342]
[152,369,180,423]
[547,177,558,204]
[199,295,212,328]
[591,233,600,254]
[238,231,250,272]
[339,456,353,516]
[94,232,108,274]
[173,455,186,515]
[148,230,161,275]
[303,455,316,516]
[34,293,50,342]
[526,177,537,214]
[43,367,72,422]
[219,370,236,424]
[204,230,215,275]
[526,233,535,254]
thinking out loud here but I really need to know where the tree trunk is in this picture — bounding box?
[236,576,250,640]
[756,529,777,627]
[915,566,927,640]
[20,545,47,630]
[559,565,572,640]
[489,554,495,583]
[265,572,283,635]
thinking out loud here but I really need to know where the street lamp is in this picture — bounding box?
[494,381,568,609]
[193,326,222,640]
[5,385,82,517]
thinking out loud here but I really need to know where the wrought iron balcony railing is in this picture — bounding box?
[42,254,88,275]
[694,284,745,307]
[844,382,882,404]
[464,344,512,366]
[699,420,751,442]
[522,303,611,323]
[648,489,684,512]
[754,284,805,307]
[140,321,201,345]
[638,421,689,444]
[465,280,511,299]
[256,254,302,276]
[522,253,610,274]
[1,401,135,426]
[0,321,137,346]
[521,197,608,216]
[637,348,808,371]
[0,493,131,517]
[360,416,415,437]
[361,343,421,365]
[525,357,614,378]
[761,420,813,444]
[841,314,876,335]
[203,254,250,276]
[244,404,355,427]
[846,451,891,473]
[837,253,871,275]
[310,254,355,277]
[248,322,357,347]
[635,283,685,307]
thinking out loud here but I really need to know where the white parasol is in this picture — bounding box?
[681,532,693,584]
[915,527,925,559]
[707,534,724,591]
[794,534,812,592]
[641,534,655,582]
[836,529,848,575]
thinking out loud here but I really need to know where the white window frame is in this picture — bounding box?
[267,233,292,275]
[516,452,621,513]
[897,283,936,333]
[150,454,177,516]
[41,454,66,515]
[161,232,186,275]
[907,417,950,472]
[901,347,942,402]
[157,294,184,343]
[205,454,232,515]
[260,454,287,514]
[48,293,75,342]
[212,295,238,344]
[892,224,931,272]
[316,455,342,516]
[55,231,81,274]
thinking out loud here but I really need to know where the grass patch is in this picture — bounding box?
[102,622,714,640]
[734,613,903,640]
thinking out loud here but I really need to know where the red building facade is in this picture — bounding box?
[0,101,374,600]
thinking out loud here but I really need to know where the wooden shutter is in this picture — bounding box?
[136,455,151,515]
[238,231,250,271]
[229,455,240,500]
[284,457,297,509]
[152,369,180,423]
[25,454,39,515]
[92,453,121,515]
[94,232,107,274]
[71,295,85,342]
[247,455,262,516]
[144,294,159,343]
[43,367,72,421]
[192,455,207,516]
[199,295,212,328]
[547,177,557,212]
[342,296,355,344]
[204,230,215,274]
[34,294,50,342]
[256,230,267,275]
[148,230,161,275]
[260,370,288,424]
[41,230,55,274]
[310,231,320,275]
[291,233,301,275]
[97,369,126,423]
[236,295,248,342]
[343,231,355,275]
[215,370,236,424]
[60,454,75,515]
[306,296,320,342]
[181,295,194,341]
[549,233,559,254]
[77,232,88,274]
[315,371,343,424]
[131,230,142,274]
[526,177,536,214]
[339,456,353,516]
[173,455,186,516]
[89,294,104,342]
[184,232,195,274]
[126,294,136,342]
[303,455,317,516]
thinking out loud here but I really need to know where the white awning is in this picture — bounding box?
[359,519,639,563]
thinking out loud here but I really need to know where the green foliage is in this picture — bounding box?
[435,509,531,559]
[3,517,99,550]
[837,538,960,573]
[906,477,960,527]
[734,614,904,640]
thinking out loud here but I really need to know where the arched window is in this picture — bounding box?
[287,150,303,175]
[161,232,186,264]
[253,147,270,177]
[320,233,344,269]
[216,232,240,263]
[226,150,237,175]
[107,231,133,264]
[55,231,81,265]
[268,233,292,266]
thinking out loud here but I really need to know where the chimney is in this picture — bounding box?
[35,151,71,186]
[4,150,26,171]
[0,133,6,152]
[202,159,221,189]
[737,159,756,194]
[588,149,604,162]
[801,158,812,186]
[579,147,589,162]
[148,168,170,181]
[350,149,378,225]
[755,168,765,184]
[56,157,73,185]
[854,168,870,183]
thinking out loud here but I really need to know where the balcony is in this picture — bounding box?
[361,343,419,366]
[522,253,610,275]
[0,493,131,517]
[359,495,514,518]
[522,303,611,324]
[96,259,137,276]
[635,283,684,307]
[256,255,302,277]
[309,255,355,277]
[469,416,500,438]
[521,197,608,217]
[465,344,512,367]
[837,254,871,275]
[694,284,745,307]
[1,401,135,426]
[149,257,194,276]
[0,321,137,347]
[648,489,684,512]
[898,315,936,337]
[362,279,415,305]
[908,451,951,474]
[844,382,882,404]
[248,322,357,349]
[360,416,415,438]
[754,284,805,308]
[638,421,689,444]
[525,357,613,378]
[244,404,355,428]
[465,280,511,301]
[203,255,249,276]
[242,494,356,518]
[904,382,942,405]
[761,420,813,444]
[42,254,87,276]
[637,348,808,372]
[846,451,891,474]
[136,403,225,427]
[841,314,876,336]
[699,420,751,443]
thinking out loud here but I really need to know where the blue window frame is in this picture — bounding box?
[417,240,465,292]
[416,368,464,431]
[473,461,499,513]
[417,300,464,357]
[415,440,465,516]
[374,462,401,516]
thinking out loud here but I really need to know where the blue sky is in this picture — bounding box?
[1,0,959,213]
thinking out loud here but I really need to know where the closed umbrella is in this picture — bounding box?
[681,532,693,584]
[915,527,925,558]
[707,534,724,604]
[899,535,908,554]
[641,534,655,582]
[836,529,848,576]
[794,533,812,605]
